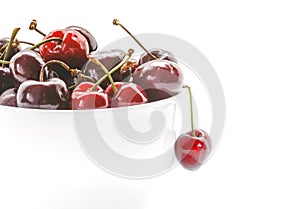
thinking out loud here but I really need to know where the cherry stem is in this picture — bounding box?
[89,57,118,93]
[0,40,34,60]
[90,49,134,92]
[16,40,35,46]
[29,19,46,36]
[0,60,10,65]
[39,60,70,82]
[183,85,195,137]
[2,27,20,68]
[30,37,63,51]
[113,19,157,60]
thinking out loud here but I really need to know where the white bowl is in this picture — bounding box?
[0,90,199,209]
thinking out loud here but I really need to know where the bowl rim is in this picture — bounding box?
[0,90,184,113]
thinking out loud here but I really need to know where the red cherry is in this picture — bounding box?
[39,28,88,69]
[175,129,211,170]
[133,60,183,101]
[73,81,102,93]
[104,82,125,98]
[110,82,148,108]
[71,82,109,110]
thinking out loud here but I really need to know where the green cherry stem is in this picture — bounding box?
[0,40,34,60]
[2,27,20,68]
[113,19,158,60]
[30,37,63,51]
[183,85,195,137]
[0,60,10,65]
[89,57,118,94]
[90,49,134,92]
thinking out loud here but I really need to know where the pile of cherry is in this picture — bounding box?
[0,19,211,171]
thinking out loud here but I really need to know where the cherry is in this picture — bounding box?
[71,82,109,110]
[39,28,88,69]
[17,78,70,109]
[133,60,183,102]
[42,61,74,88]
[70,53,127,110]
[79,54,148,108]
[174,85,211,170]
[9,49,45,87]
[139,48,177,65]
[104,82,125,99]
[175,129,210,170]
[66,26,98,53]
[0,88,17,107]
[81,49,132,89]
[0,37,22,64]
[0,67,14,94]
[110,82,148,108]
[112,19,183,101]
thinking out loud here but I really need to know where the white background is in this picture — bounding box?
[1,0,300,208]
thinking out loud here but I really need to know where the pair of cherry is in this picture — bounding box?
[0,19,211,171]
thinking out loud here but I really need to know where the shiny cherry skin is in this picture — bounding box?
[0,67,14,94]
[104,82,125,98]
[0,88,17,107]
[43,62,74,88]
[39,28,88,69]
[175,129,211,170]
[139,48,177,65]
[0,37,22,65]
[133,60,183,102]
[17,78,70,109]
[71,82,109,110]
[9,49,45,87]
[81,49,131,89]
[66,26,98,53]
[110,82,148,108]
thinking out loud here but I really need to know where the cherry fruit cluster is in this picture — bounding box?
[0,19,211,171]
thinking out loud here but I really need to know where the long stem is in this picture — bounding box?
[2,28,20,67]
[183,85,195,137]
[15,40,35,46]
[89,57,118,93]
[113,19,157,60]
[30,37,63,50]
[90,49,134,91]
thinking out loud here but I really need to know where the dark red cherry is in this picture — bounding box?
[66,26,98,53]
[175,129,211,171]
[0,37,22,65]
[9,49,45,87]
[16,78,70,109]
[81,49,131,89]
[0,67,14,94]
[71,82,109,110]
[43,62,74,87]
[110,82,148,107]
[133,60,183,102]
[139,48,177,65]
[0,88,17,107]
[39,28,88,69]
